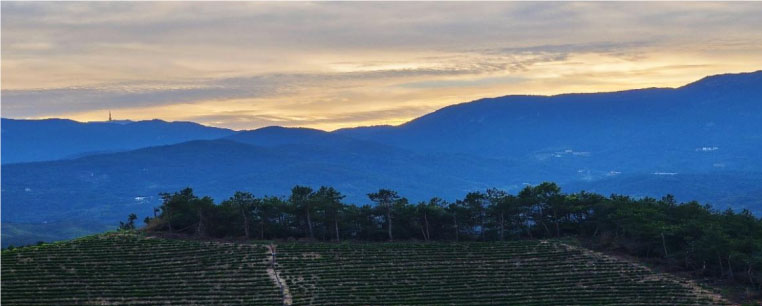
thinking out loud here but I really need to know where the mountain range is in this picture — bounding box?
[1,118,234,164]
[2,70,761,246]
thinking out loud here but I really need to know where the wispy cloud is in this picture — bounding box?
[2,2,762,130]
[187,105,434,131]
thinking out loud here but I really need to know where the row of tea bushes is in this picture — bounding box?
[275,241,728,305]
[1,233,282,305]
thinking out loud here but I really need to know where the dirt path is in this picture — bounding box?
[265,244,292,306]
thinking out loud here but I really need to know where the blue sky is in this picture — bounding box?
[2,2,762,130]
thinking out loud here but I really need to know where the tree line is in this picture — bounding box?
[139,183,762,289]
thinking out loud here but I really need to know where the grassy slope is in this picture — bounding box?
[1,222,114,248]
[2,233,729,305]
[276,241,727,305]
[1,233,281,305]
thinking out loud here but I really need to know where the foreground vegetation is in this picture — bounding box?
[2,233,728,305]
[277,240,728,305]
[1,221,114,248]
[1,233,281,305]
[141,183,762,293]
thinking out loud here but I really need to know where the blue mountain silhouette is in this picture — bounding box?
[2,70,761,246]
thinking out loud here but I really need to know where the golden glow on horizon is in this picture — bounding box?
[22,50,760,131]
[3,2,762,130]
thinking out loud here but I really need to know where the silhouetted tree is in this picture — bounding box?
[368,189,400,241]
[119,213,137,231]
[315,186,345,242]
[143,183,762,290]
[290,186,315,239]
[227,192,257,239]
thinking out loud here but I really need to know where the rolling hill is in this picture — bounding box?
[1,138,536,228]
[0,233,729,305]
[336,71,762,176]
[0,118,234,164]
[2,70,762,246]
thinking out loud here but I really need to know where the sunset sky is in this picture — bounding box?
[2,2,762,131]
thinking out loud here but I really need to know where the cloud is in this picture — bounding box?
[187,105,435,131]
[0,65,489,117]
[398,76,527,89]
[2,2,762,130]
[2,51,563,118]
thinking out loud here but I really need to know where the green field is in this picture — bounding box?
[1,233,281,305]
[2,233,728,305]
[1,222,113,248]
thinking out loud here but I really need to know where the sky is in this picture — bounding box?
[2,2,762,131]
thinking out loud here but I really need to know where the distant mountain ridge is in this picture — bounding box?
[2,70,762,246]
[2,138,531,224]
[1,118,235,164]
[336,71,762,175]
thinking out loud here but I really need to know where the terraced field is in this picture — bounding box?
[2,233,728,305]
[1,233,281,305]
[276,241,728,305]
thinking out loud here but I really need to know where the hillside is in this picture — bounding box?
[1,233,280,305]
[3,70,762,246]
[568,171,762,213]
[225,126,360,148]
[1,233,729,305]
[1,139,533,229]
[0,118,234,164]
[337,70,762,175]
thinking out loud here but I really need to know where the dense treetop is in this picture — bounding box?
[138,182,762,291]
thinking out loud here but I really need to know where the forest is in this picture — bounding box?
[134,182,762,290]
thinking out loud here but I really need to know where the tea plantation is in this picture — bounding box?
[2,233,729,305]
[276,241,728,305]
[1,233,282,305]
